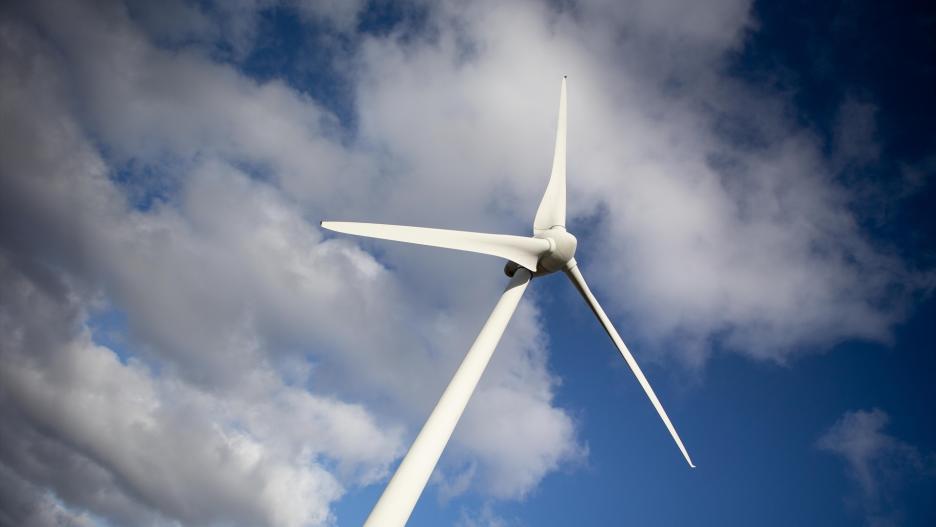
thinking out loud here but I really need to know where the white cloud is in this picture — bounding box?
[455,503,513,527]
[0,0,924,524]
[351,0,912,368]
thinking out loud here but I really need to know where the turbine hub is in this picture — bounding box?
[535,227,577,274]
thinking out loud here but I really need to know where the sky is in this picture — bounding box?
[0,0,934,526]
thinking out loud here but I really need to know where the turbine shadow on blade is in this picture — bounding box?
[319,77,694,527]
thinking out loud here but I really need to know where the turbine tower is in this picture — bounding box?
[321,77,694,527]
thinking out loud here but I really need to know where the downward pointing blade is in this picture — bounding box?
[533,77,567,234]
[321,221,550,271]
[364,269,533,526]
[565,261,696,468]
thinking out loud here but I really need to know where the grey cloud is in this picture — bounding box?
[0,464,96,527]
[0,250,401,526]
[577,0,753,79]
[124,0,367,58]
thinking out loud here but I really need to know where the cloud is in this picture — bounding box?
[0,248,401,526]
[0,1,582,523]
[455,504,513,527]
[0,464,97,527]
[818,408,935,526]
[352,0,915,366]
[818,409,921,497]
[0,6,396,524]
[0,0,926,525]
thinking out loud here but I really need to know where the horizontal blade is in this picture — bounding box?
[321,221,550,271]
[533,76,567,233]
[565,261,695,468]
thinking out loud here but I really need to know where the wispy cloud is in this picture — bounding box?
[818,408,935,526]
[455,502,514,527]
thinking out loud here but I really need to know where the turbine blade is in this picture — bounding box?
[321,221,549,271]
[364,269,533,527]
[533,76,567,233]
[565,261,696,468]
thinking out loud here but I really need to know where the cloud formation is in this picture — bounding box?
[352,0,913,365]
[1,1,581,523]
[0,0,924,525]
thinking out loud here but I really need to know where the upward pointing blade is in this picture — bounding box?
[565,261,696,468]
[320,221,550,271]
[533,76,567,234]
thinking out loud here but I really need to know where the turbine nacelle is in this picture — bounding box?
[504,226,578,277]
[535,226,578,274]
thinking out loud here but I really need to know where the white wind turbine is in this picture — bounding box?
[322,77,694,527]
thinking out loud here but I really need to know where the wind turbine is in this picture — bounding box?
[321,77,694,527]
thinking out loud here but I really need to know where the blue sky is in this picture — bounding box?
[0,1,934,526]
